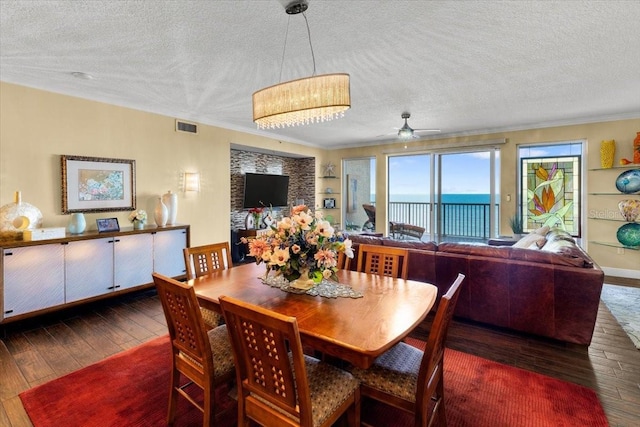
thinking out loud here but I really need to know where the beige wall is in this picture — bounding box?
[0,82,321,247]
[1,82,638,278]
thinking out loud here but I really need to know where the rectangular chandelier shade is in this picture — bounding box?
[252,73,350,129]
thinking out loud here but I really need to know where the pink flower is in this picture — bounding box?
[314,249,337,268]
[291,244,301,254]
[248,239,269,258]
[291,204,308,215]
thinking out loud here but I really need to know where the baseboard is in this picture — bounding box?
[604,275,640,288]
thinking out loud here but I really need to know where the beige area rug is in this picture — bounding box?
[601,284,640,349]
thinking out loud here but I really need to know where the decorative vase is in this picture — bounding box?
[162,190,178,225]
[616,222,640,247]
[0,191,43,239]
[600,140,615,168]
[154,197,168,227]
[618,199,640,222]
[67,212,86,234]
[245,213,255,230]
[133,219,144,230]
[288,267,315,290]
[634,132,640,164]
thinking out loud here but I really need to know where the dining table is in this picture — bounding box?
[191,262,438,369]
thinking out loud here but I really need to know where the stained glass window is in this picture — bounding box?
[521,155,581,236]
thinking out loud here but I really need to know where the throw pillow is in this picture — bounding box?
[532,225,550,236]
[512,233,547,249]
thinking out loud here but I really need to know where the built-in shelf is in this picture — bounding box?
[588,165,639,171]
[318,176,339,179]
[319,192,340,195]
[590,241,639,251]
[588,192,636,196]
[588,217,630,223]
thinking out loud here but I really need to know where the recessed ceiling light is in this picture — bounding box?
[70,72,94,80]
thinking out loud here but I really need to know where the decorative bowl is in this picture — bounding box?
[618,199,640,222]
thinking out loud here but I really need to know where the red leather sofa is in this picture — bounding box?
[345,230,604,345]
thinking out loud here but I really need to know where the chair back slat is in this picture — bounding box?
[220,295,313,425]
[356,243,409,279]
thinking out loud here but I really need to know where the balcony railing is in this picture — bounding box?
[386,201,495,241]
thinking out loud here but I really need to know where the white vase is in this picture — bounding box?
[162,190,178,225]
[0,191,43,234]
[67,212,86,234]
[154,197,168,227]
[245,213,254,230]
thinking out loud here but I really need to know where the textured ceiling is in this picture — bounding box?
[1,0,639,149]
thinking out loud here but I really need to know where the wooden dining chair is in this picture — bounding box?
[356,243,410,279]
[152,273,236,427]
[183,242,233,328]
[350,273,465,427]
[219,295,361,427]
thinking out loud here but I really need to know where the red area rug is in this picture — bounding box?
[20,336,608,427]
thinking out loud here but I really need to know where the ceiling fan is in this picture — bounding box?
[395,112,440,140]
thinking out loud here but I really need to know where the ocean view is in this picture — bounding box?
[382,194,492,204]
[381,194,495,239]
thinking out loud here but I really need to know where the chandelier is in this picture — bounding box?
[252,1,351,129]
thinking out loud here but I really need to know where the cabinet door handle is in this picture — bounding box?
[4,252,12,256]
[4,310,13,314]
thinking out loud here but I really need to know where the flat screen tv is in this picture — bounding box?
[243,173,289,208]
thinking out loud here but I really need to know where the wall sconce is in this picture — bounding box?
[183,172,200,192]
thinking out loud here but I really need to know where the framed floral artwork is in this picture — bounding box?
[61,155,136,214]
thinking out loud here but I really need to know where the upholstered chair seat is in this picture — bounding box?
[350,341,422,403]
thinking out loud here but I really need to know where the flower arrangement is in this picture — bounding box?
[248,206,263,224]
[128,209,147,223]
[248,204,353,283]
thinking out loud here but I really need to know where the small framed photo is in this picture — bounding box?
[96,218,120,233]
[323,198,336,209]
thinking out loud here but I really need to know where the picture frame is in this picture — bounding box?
[96,218,120,233]
[61,155,136,214]
[323,198,336,209]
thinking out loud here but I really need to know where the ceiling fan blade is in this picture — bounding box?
[413,128,441,133]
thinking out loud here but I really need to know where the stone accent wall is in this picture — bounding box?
[230,149,315,229]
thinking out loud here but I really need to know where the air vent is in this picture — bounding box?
[175,120,198,134]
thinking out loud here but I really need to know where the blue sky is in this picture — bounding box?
[388,153,494,196]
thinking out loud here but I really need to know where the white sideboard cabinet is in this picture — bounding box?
[1,224,189,323]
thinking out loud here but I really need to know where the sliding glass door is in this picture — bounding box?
[388,149,499,242]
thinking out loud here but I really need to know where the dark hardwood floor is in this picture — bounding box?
[1,288,639,427]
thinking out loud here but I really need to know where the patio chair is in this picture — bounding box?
[363,204,376,231]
